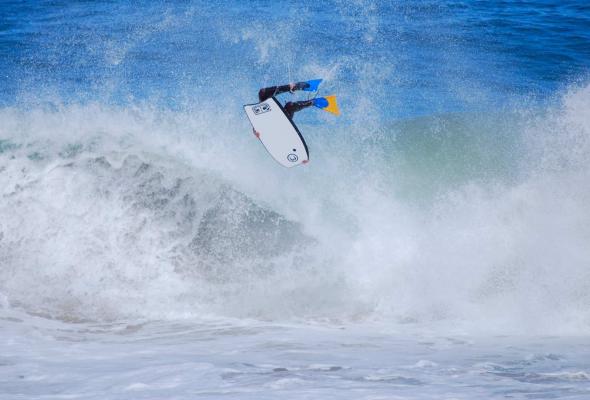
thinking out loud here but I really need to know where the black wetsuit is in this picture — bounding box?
[258,84,314,120]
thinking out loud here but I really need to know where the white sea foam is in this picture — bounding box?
[1,84,590,335]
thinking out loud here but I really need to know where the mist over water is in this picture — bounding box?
[1,84,589,334]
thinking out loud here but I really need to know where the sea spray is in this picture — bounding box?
[1,84,589,333]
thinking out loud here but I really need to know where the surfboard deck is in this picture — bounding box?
[244,97,309,168]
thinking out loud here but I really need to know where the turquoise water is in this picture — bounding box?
[1,1,590,399]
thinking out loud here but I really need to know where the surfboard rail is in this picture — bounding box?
[243,96,309,168]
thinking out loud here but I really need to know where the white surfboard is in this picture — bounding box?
[244,97,309,168]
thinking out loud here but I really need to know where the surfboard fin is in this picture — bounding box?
[313,95,340,116]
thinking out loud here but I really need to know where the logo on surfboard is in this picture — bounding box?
[252,102,271,115]
[287,153,298,162]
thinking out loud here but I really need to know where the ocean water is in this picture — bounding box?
[1,1,590,398]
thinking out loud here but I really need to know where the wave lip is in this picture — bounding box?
[0,147,317,322]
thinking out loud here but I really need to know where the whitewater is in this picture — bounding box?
[1,1,590,398]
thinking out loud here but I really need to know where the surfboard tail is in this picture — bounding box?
[313,95,340,116]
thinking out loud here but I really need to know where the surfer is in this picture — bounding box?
[245,79,339,167]
[258,82,316,120]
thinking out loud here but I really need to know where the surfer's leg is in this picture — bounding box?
[284,100,314,119]
[258,84,293,102]
[258,81,313,102]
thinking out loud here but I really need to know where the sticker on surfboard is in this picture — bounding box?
[244,96,309,168]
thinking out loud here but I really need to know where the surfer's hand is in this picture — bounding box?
[289,83,296,93]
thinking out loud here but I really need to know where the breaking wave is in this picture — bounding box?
[1,83,589,334]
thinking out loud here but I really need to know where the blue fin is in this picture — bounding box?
[313,97,329,108]
[313,96,340,115]
[303,79,322,92]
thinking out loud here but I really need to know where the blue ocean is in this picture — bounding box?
[1,1,590,399]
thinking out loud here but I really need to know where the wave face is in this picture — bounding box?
[1,1,590,333]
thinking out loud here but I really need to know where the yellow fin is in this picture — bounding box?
[322,95,340,116]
